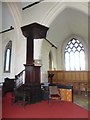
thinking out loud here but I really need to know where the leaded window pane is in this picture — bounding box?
[4,41,12,72]
[64,38,85,71]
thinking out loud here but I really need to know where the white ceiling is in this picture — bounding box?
[21,0,41,8]
[1,1,89,48]
[47,7,88,47]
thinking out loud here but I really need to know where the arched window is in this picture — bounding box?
[4,40,12,72]
[64,38,85,71]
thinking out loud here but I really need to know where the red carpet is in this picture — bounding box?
[2,93,88,119]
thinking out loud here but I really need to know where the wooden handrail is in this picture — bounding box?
[15,69,25,88]
[15,69,25,78]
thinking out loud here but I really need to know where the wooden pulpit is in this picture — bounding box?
[21,22,49,103]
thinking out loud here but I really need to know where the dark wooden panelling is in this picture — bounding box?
[24,64,40,85]
[27,37,33,65]
[48,70,89,95]
[21,22,49,39]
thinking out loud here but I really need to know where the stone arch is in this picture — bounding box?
[41,2,88,26]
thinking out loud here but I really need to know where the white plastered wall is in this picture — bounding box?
[88,11,90,71]
[1,2,89,83]
[0,2,2,83]
[2,29,26,81]
[2,31,16,81]
[14,33,26,75]
[40,39,57,83]
[0,2,2,119]
[2,2,16,81]
[22,2,55,27]
[6,2,26,75]
[2,2,26,81]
